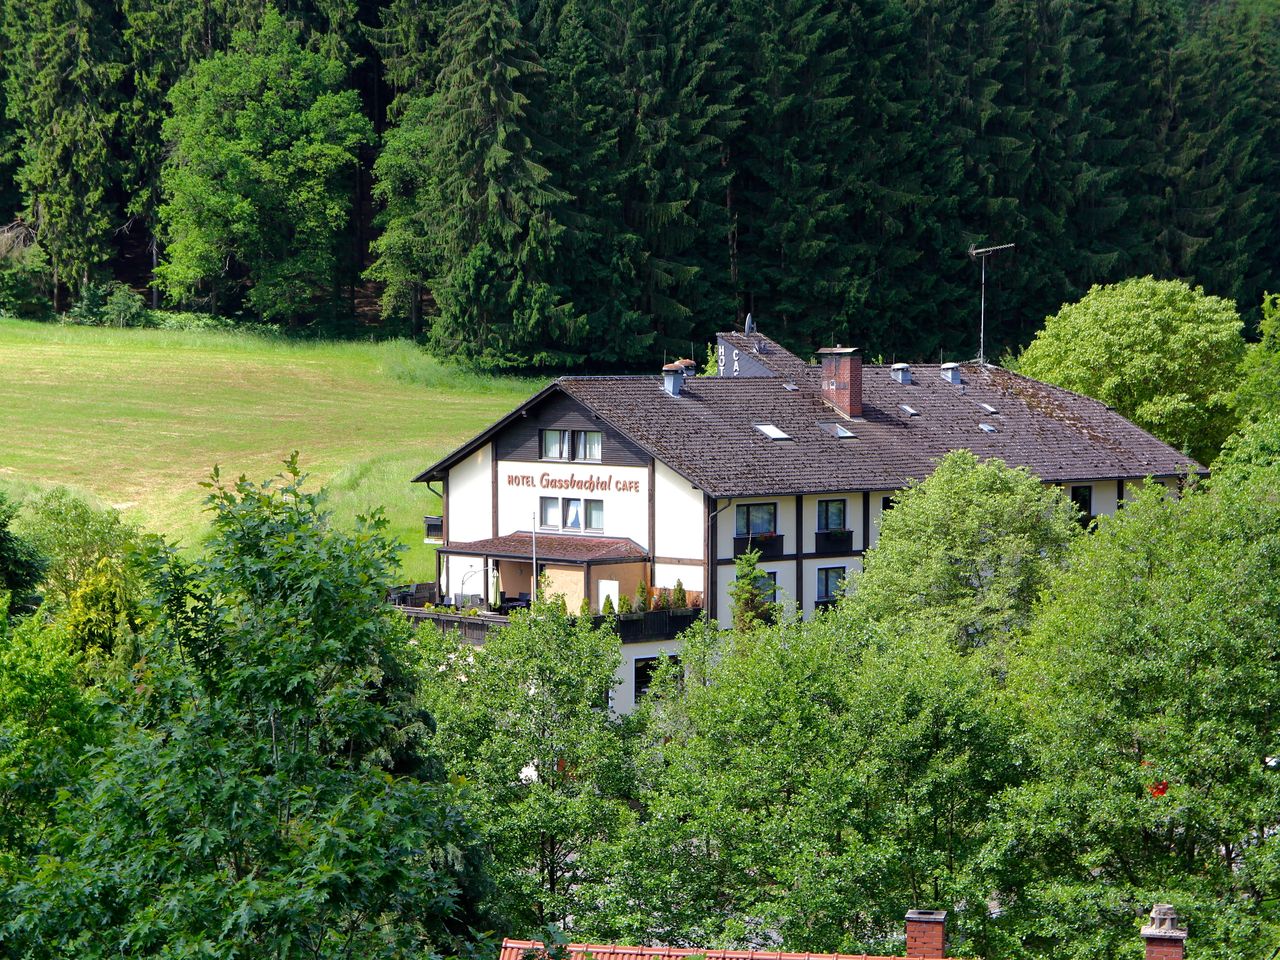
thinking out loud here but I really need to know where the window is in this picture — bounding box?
[576,430,602,462]
[634,655,680,700]
[585,499,604,531]
[562,498,583,530]
[820,422,856,438]
[817,499,846,532]
[817,566,846,602]
[881,495,895,513]
[756,570,778,602]
[541,428,602,462]
[735,502,777,537]
[541,429,569,460]
[539,496,559,528]
[1071,485,1093,524]
[754,423,791,440]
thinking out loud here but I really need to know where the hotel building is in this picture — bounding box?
[412,326,1198,710]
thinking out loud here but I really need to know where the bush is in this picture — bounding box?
[65,282,148,327]
[600,594,615,616]
[0,239,51,319]
[149,310,237,332]
[579,596,591,618]
[672,579,688,609]
[617,593,632,614]
[634,580,649,612]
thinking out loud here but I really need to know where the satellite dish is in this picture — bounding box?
[744,312,755,334]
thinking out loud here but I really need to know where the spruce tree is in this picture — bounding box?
[725,0,864,353]
[2,0,126,307]
[608,0,740,355]
[424,0,582,369]
[540,0,653,365]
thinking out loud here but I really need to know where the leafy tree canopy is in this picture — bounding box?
[999,477,1280,959]
[846,450,1081,652]
[156,7,371,323]
[14,487,136,610]
[417,597,634,934]
[3,459,488,957]
[1018,277,1246,463]
[0,492,45,613]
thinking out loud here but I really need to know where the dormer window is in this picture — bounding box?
[541,429,602,462]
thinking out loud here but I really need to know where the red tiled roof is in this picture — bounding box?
[499,939,960,960]
[439,532,647,563]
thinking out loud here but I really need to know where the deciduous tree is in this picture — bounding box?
[1018,276,1245,463]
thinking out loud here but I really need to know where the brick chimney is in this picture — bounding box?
[1142,905,1187,960]
[905,909,947,958]
[818,346,861,417]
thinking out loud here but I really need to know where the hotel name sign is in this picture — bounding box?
[505,470,642,495]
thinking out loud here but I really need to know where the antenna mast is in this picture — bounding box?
[968,242,1015,364]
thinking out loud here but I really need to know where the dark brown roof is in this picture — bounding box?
[556,361,1200,497]
[499,939,959,960]
[439,532,647,563]
[717,330,815,381]
[415,338,1201,498]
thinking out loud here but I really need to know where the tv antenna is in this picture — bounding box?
[968,242,1014,364]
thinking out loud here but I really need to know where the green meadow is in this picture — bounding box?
[0,317,540,581]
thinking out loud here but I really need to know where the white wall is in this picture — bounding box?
[496,461,649,545]
[713,557,797,629]
[653,562,703,593]
[800,556,863,616]
[799,492,865,553]
[714,495,800,558]
[446,445,494,543]
[443,554,487,603]
[654,461,704,559]
[613,638,685,715]
[866,489,900,549]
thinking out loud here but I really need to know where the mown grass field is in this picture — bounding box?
[0,318,540,580]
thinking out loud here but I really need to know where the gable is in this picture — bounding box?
[492,391,652,468]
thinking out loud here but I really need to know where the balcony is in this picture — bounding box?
[814,529,853,553]
[733,533,784,559]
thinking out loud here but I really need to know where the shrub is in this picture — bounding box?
[65,282,111,325]
[672,579,688,609]
[0,239,51,318]
[104,285,148,327]
[600,594,615,616]
[634,580,649,612]
[617,593,632,614]
[579,596,591,618]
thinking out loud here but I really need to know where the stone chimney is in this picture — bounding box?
[818,346,861,417]
[905,909,947,958]
[1142,905,1188,960]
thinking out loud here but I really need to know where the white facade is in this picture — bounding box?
[426,387,1164,713]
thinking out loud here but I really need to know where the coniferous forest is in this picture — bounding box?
[0,0,1277,370]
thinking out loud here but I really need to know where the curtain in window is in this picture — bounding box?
[562,498,583,529]
[580,431,602,461]
[540,497,559,527]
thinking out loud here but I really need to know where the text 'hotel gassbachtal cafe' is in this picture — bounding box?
[412,326,1198,695]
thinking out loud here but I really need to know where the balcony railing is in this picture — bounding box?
[733,533,784,558]
[814,529,853,553]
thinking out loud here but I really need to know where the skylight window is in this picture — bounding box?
[782,382,799,391]
[820,422,856,439]
[900,404,919,417]
[979,422,997,433]
[754,423,791,440]
[979,402,998,414]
